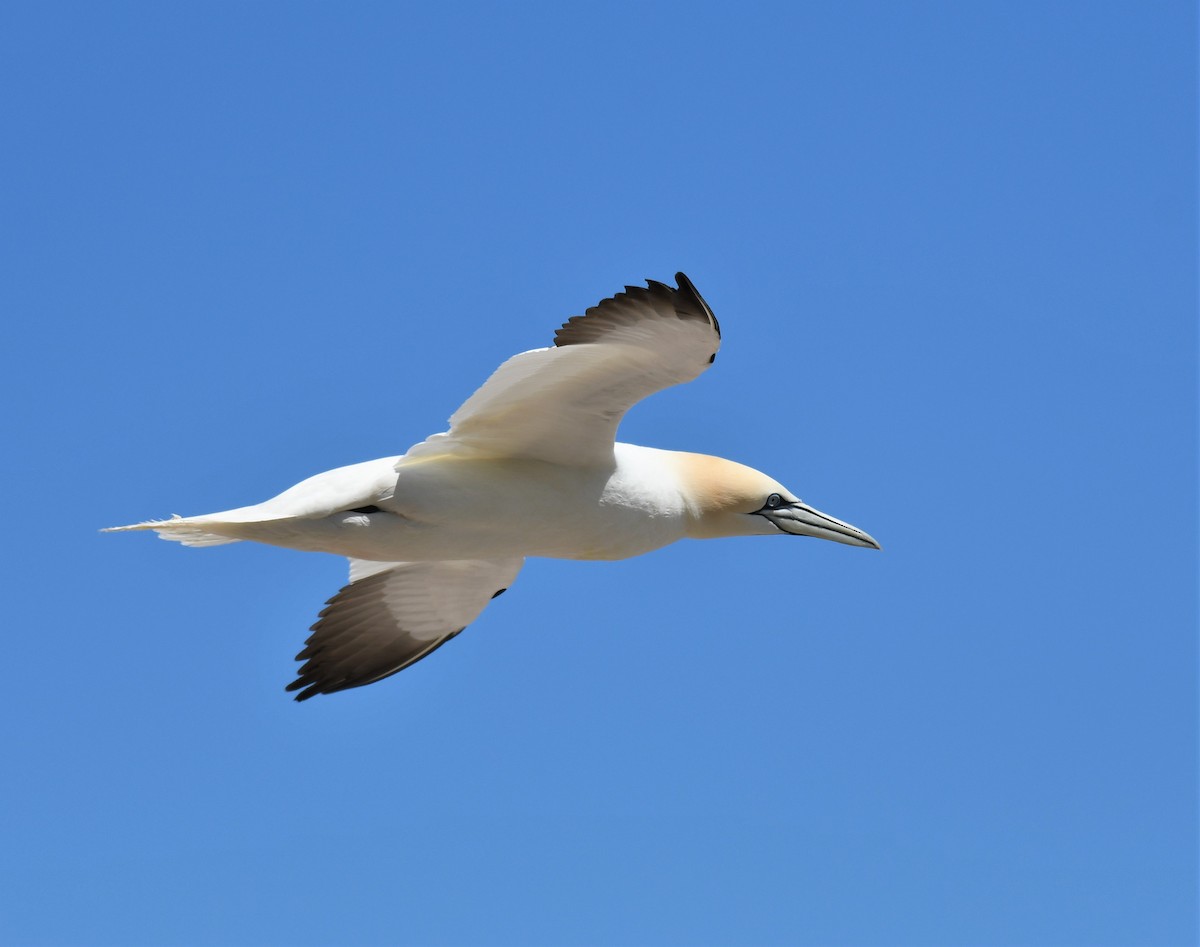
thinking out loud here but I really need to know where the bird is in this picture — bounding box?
[105,273,879,701]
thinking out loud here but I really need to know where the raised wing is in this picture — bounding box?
[403,272,721,468]
[287,557,524,701]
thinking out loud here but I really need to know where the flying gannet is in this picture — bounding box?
[106,273,879,700]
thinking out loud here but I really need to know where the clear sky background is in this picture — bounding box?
[2,3,1195,945]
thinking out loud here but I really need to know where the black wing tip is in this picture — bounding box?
[648,272,719,339]
[554,271,721,347]
[286,665,333,701]
[672,271,721,339]
[287,675,355,702]
[286,627,467,702]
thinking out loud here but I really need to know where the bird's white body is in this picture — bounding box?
[179,443,705,562]
[107,274,878,700]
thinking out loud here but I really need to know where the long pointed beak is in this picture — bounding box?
[761,501,881,549]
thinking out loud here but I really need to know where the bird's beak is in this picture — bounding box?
[760,501,881,549]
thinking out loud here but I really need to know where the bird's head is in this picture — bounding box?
[674,453,881,549]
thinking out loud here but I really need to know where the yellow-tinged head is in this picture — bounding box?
[670,452,880,548]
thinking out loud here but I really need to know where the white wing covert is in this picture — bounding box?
[403,273,721,468]
[287,557,524,701]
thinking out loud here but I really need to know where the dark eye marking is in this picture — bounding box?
[765,493,782,509]
[349,505,382,514]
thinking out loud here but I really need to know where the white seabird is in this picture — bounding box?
[106,273,879,700]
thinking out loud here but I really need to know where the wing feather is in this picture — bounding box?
[287,557,523,701]
[401,272,720,467]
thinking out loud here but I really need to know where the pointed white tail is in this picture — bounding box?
[101,515,242,547]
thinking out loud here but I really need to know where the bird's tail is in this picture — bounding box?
[101,515,243,547]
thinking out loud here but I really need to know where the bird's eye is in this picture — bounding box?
[765,493,782,509]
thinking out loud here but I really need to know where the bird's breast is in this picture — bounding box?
[374,452,688,561]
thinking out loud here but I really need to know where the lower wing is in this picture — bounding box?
[288,556,525,701]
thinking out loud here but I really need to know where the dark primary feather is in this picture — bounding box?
[553,271,721,349]
[286,572,464,702]
[287,557,523,701]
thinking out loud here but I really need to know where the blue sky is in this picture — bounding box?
[2,2,1195,945]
